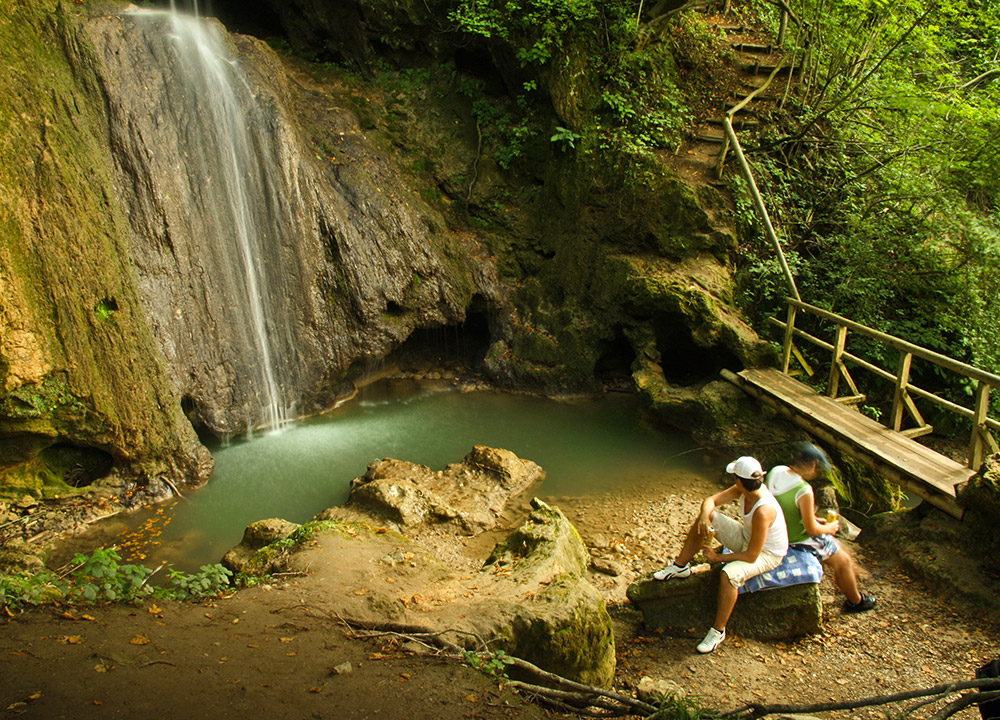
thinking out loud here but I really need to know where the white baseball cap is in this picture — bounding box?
[726,456,763,479]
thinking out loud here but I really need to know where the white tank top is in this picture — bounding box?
[742,488,789,557]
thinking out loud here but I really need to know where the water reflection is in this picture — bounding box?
[72,383,704,572]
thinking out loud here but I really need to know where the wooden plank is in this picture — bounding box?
[736,368,975,497]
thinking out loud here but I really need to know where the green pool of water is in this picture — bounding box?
[105,383,702,572]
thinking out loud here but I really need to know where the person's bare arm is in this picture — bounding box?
[797,489,840,536]
[697,485,740,537]
[705,503,775,563]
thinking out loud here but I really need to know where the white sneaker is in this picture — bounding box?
[653,563,691,581]
[696,627,726,653]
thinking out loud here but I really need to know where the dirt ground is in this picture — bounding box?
[2,466,999,720]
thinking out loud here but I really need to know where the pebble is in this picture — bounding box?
[332,661,353,675]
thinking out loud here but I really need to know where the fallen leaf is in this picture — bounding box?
[81,615,97,622]
[94,662,113,673]
[279,637,295,643]
[466,694,478,703]
[285,652,297,657]
[93,700,103,706]
[232,618,240,624]
[247,643,259,649]
[130,635,151,646]
[147,604,162,615]
[27,692,41,701]
[309,687,322,693]
[57,635,85,645]
[60,611,77,620]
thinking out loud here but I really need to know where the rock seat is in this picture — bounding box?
[627,565,822,640]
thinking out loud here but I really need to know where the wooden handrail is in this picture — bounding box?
[769,316,1000,433]
[785,298,1000,388]
[775,298,1000,470]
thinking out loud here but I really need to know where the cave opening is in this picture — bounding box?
[388,295,493,375]
[39,443,114,488]
[595,326,635,389]
[453,45,510,98]
[200,0,287,41]
[654,312,742,386]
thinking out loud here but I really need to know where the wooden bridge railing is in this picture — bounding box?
[770,297,1000,471]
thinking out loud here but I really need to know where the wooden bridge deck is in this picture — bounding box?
[724,367,974,518]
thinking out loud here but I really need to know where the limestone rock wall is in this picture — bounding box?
[86,10,501,434]
[0,2,212,500]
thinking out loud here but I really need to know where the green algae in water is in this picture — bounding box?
[110,386,703,572]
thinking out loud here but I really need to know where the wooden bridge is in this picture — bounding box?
[722,299,1000,519]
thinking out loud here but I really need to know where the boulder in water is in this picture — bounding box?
[347,445,544,534]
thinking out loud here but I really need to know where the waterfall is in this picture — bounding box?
[129,6,291,433]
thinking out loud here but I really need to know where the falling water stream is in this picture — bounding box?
[138,4,289,431]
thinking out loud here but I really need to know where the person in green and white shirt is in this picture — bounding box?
[766,443,876,613]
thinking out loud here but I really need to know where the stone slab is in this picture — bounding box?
[627,567,822,640]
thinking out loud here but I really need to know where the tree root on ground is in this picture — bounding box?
[272,606,1000,720]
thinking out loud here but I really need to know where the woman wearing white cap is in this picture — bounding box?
[653,456,788,653]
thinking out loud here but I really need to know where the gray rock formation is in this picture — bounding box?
[347,444,544,533]
[85,10,506,435]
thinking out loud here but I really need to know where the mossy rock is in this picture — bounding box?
[627,568,822,640]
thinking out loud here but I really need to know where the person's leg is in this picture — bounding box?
[696,570,738,653]
[712,571,739,631]
[673,517,708,567]
[655,515,714,579]
[825,546,862,604]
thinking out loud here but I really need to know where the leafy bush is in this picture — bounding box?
[0,548,233,611]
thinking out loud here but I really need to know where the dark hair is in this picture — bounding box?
[794,443,830,470]
[738,473,764,492]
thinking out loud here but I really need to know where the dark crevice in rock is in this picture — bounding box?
[654,311,743,386]
[595,326,635,388]
[207,0,287,41]
[388,296,493,374]
[38,442,113,488]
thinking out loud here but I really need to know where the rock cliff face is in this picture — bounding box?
[1,0,772,501]
[0,2,212,501]
[87,10,501,435]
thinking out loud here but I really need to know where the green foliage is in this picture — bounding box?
[450,0,691,178]
[550,126,580,150]
[463,649,515,678]
[0,548,233,611]
[735,0,1000,405]
[162,564,233,600]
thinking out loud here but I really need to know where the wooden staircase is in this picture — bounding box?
[674,20,802,183]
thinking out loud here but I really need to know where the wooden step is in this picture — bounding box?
[741,63,802,76]
[706,117,760,128]
[694,133,726,143]
[732,42,779,54]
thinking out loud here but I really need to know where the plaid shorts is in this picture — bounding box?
[794,534,840,561]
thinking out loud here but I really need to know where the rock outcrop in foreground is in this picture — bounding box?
[224,446,615,687]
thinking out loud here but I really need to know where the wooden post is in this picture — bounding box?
[969,380,990,470]
[827,324,847,398]
[781,304,797,374]
[721,118,800,301]
[891,352,913,432]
